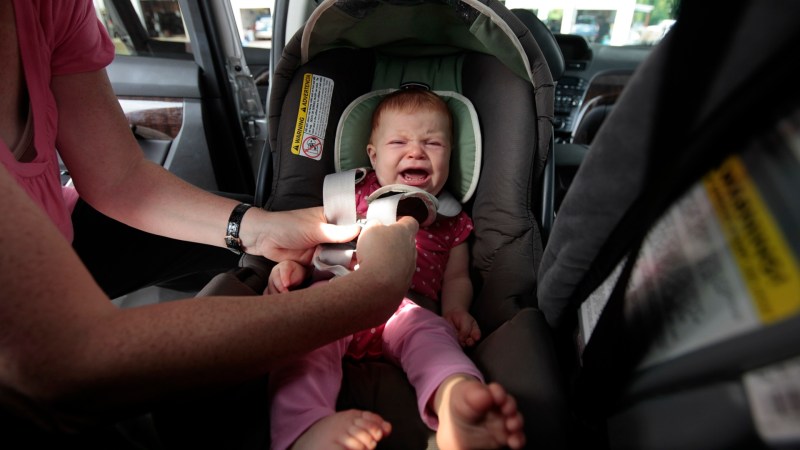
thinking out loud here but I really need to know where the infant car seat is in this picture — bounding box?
[193,0,569,448]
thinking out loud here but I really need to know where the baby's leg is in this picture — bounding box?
[271,337,390,450]
[381,302,524,449]
[291,410,391,450]
[434,375,526,450]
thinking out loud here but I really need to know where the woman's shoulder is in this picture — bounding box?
[22,0,115,74]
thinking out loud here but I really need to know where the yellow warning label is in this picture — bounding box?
[704,155,800,324]
[291,73,313,155]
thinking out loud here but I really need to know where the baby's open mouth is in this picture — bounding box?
[401,169,429,183]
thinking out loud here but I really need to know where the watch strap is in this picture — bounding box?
[225,203,252,254]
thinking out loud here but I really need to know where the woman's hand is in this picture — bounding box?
[244,207,361,264]
[354,217,418,288]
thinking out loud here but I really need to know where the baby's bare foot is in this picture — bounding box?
[436,378,525,450]
[290,409,391,450]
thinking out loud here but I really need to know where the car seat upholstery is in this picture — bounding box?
[191,0,570,448]
[509,7,564,241]
[538,1,800,448]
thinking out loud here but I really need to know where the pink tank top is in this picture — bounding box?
[0,0,114,242]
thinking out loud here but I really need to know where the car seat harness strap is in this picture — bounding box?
[312,168,461,279]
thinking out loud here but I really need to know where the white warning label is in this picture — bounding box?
[744,357,800,445]
[291,73,334,160]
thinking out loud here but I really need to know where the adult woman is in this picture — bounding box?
[0,0,418,439]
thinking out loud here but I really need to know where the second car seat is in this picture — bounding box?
[538,1,800,448]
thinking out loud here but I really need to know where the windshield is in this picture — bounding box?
[504,0,679,46]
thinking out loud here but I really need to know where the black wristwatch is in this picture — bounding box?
[225,203,252,254]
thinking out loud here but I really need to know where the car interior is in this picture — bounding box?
[56,0,800,448]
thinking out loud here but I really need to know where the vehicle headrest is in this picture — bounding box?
[335,89,481,203]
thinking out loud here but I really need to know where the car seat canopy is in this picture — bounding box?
[301,0,535,85]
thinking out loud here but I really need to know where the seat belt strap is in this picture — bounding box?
[365,183,447,227]
[311,243,356,279]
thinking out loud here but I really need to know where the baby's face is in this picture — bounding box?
[367,108,451,196]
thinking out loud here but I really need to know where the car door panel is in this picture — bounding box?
[107,55,219,192]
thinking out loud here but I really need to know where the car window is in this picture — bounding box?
[93,0,192,57]
[93,1,272,53]
[238,4,273,50]
[504,0,679,46]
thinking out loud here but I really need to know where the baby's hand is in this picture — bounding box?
[267,260,307,294]
[443,309,481,347]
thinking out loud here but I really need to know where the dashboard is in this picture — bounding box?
[552,34,653,144]
[550,35,653,212]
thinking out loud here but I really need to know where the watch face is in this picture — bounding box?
[225,235,244,254]
[225,203,252,254]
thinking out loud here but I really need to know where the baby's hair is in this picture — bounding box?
[371,88,453,135]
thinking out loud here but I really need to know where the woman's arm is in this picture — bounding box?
[52,68,356,264]
[0,162,418,425]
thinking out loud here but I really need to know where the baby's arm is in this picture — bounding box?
[267,260,309,294]
[440,243,481,347]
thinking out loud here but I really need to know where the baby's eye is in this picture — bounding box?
[426,140,443,147]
